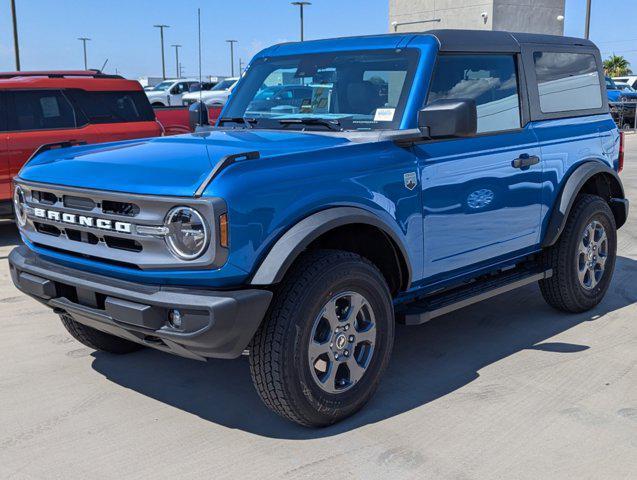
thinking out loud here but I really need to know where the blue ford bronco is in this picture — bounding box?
[10,30,628,427]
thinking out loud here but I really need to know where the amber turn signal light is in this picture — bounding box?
[219,213,229,248]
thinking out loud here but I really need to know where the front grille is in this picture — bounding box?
[34,222,61,237]
[63,195,96,211]
[17,181,223,271]
[102,200,140,217]
[66,228,99,245]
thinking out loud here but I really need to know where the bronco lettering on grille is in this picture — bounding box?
[33,207,132,234]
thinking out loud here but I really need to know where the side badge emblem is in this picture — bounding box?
[404,172,417,191]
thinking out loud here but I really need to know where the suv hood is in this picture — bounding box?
[18,130,354,197]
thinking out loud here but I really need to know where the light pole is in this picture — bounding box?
[77,37,91,70]
[226,40,238,77]
[154,24,170,79]
[291,2,311,41]
[584,0,592,39]
[171,44,182,78]
[10,0,20,70]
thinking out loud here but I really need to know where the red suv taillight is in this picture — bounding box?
[618,130,625,173]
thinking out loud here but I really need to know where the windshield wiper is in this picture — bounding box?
[278,117,342,131]
[217,117,258,129]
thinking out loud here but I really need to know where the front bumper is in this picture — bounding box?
[9,246,272,360]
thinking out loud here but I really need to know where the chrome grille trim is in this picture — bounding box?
[15,180,228,270]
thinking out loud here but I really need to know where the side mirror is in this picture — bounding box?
[188,101,209,131]
[418,99,477,138]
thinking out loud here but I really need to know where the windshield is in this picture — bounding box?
[223,49,419,131]
[151,81,174,91]
[618,84,635,92]
[212,79,236,91]
[606,77,618,90]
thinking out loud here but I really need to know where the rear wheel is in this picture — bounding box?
[60,314,143,354]
[540,194,617,313]
[249,249,394,427]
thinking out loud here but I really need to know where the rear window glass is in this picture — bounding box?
[67,90,155,124]
[10,90,77,131]
[533,52,603,113]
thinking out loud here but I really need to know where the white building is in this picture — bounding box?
[389,0,565,35]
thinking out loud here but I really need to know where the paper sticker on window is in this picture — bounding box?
[374,108,395,122]
[40,97,61,118]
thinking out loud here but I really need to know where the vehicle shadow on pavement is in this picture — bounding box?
[0,222,21,249]
[90,255,637,439]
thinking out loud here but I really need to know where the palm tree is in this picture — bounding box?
[603,54,632,77]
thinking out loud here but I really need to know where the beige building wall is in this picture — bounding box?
[389,0,565,35]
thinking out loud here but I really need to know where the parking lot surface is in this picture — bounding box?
[0,137,635,480]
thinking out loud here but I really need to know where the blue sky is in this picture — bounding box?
[0,0,635,79]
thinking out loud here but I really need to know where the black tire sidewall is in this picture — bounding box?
[279,255,394,425]
[560,198,617,307]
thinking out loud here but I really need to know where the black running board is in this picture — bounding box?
[397,268,553,326]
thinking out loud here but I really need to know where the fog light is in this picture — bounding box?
[168,309,183,329]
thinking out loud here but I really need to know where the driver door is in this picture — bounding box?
[415,53,543,281]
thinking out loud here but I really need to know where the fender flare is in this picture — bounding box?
[542,161,627,248]
[249,207,412,288]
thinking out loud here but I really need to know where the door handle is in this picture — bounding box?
[512,154,540,169]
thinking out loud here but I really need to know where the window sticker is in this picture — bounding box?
[374,107,395,122]
[40,97,61,118]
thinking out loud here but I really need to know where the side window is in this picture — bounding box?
[533,51,603,113]
[0,93,7,132]
[10,90,77,131]
[66,90,155,124]
[427,54,521,134]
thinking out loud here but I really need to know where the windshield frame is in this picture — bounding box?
[222,48,420,132]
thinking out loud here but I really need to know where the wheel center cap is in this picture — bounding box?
[335,334,347,350]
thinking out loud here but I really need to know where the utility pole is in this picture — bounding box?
[77,37,91,70]
[291,2,311,41]
[10,0,21,70]
[154,24,170,79]
[238,58,243,75]
[226,40,238,77]
[584,0,592,39]
[171,44,182,78]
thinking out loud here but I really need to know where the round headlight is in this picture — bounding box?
[13,185,27,227]
[164,207,209,260]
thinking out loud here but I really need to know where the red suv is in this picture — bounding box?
[0,70,162,217]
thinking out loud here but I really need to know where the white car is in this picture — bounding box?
[145,78,200,107]
[181,77,239,107]
[613,76,637,89]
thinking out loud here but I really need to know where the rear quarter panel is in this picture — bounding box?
[532,114,618,238]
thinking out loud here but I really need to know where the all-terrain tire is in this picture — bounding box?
[60,314,143,354]
[249,249,394,427]
[539,194,617,313]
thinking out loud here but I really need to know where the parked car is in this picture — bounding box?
[612,75,637,89]
[145,78,200,106]
[607,76,637,127]
[246,84,313,114]
[9,31,627,428]
[181,77,238,107]
[0,70,162,218]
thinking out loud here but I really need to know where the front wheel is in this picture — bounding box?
[249,250,394,427]
[540,194,617,313]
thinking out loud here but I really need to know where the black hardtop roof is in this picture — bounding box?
[424,29,597,53]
